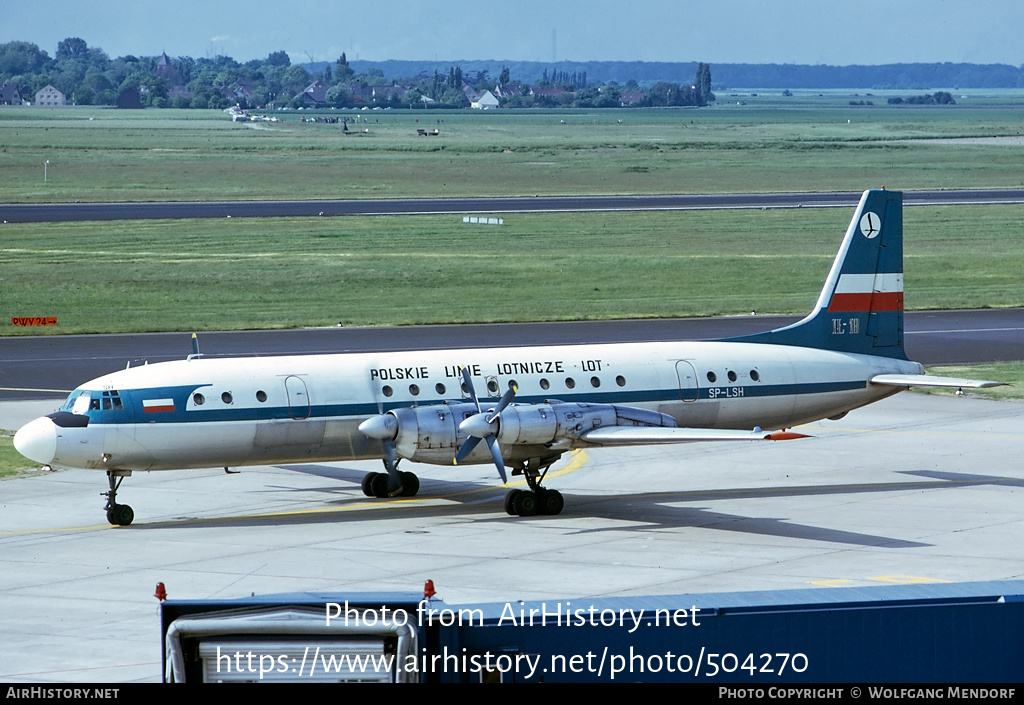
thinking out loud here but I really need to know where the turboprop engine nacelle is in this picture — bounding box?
[463,402,677,446]
[359,402,480,465]
[359,402,677,466]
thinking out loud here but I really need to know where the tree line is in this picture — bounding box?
[0,38,714,109]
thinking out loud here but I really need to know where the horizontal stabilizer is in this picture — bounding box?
[580,426,810,446]
[870,374,1005,389]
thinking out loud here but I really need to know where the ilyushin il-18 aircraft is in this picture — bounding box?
[15,189,1000,525]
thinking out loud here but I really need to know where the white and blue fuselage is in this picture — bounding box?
[15,190,996,522]
[19,339,920,473]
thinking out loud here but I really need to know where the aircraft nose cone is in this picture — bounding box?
[358,414,398,440]
[14,417,57,465]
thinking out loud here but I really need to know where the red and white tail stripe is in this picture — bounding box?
[828,272,903,312]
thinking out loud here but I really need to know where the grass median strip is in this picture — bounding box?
[2,205,1021,334]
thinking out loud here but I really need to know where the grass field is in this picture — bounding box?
[1,204,1021,334]
[0,101,1021,333]
[0,432,30,478]
[924,363,1024,400]
[3,101,1024,202]
[1,101,1021,478]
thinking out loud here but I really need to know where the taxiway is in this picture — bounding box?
[3,309,1022,400]
[1,392,1022,681]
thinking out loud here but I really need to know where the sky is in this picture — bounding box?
[3,0,1023,67]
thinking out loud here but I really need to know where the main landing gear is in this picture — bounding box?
[359,455,565,517]
[360,471,420,498]
[504,458,564,517]
[104,469,134,526]
[361,458,420,499]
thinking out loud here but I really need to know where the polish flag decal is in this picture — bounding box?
[143,398,175,413]
[828,273,904,312]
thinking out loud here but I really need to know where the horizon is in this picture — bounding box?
[4,1,1022,67]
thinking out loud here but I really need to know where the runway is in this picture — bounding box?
[1,392,1022,681]
[4,188,1024,223]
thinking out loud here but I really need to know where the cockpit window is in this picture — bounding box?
[70,391,91,415]
[64,390,123,414]
[101,390,124,410]
[61,391,79,412]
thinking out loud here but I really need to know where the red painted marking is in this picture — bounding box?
[11,317,58,326]
[143,401,175,413]
[765,431,811,441]
[828,292,903,312]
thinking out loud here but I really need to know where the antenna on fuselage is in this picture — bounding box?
[187,333,204,361]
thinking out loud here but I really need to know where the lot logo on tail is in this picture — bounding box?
[859,212,881,238]
[725,189,906,359]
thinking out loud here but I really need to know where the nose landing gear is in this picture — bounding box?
[104,470,134,526]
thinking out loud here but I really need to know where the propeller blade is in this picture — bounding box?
[488,382,517,422]
[453,382,515,483]
[453,435,482,465]
[461,366,481,412]
[485,436,507,483]
[187,333,203,360]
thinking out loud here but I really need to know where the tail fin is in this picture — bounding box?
[729,189,906,359]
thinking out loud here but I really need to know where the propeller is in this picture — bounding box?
[186,332,203,360]
[453,367,516,483]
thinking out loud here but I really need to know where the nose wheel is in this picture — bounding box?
[103,470,134,526]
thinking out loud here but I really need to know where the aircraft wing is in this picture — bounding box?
[579,427,809,446]
[870,374,1005,389]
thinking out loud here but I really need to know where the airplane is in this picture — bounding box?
[13,189,1001,525]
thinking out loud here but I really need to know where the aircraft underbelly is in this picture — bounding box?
[102,427,157,470]
[95,418,378,470]
[659,399,721,427]
[129,421,258,470]
[321,418,381,460]
[253,419,326,455]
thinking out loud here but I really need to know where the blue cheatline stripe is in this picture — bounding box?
[82,380,868,426]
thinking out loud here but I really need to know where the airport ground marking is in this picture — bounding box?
[869,574,952,585]
[809,576,952,587]
[0,450,589,534]
[0,386,74,394]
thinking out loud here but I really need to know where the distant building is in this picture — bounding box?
[219,82,252,105]
[35,85,65,106]
[155,52,182,85]
[619,90,644,106]
[0,84,22,105]
[295,80,328,106]
[370,85,405,104]
[530,85,568,99]
[494,84,523,100]
[167,86,194,103]
[348,81,371,105]
[465,88,499,109]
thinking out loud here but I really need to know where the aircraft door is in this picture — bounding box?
[285,376,311,420]
[675,361,699,402]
